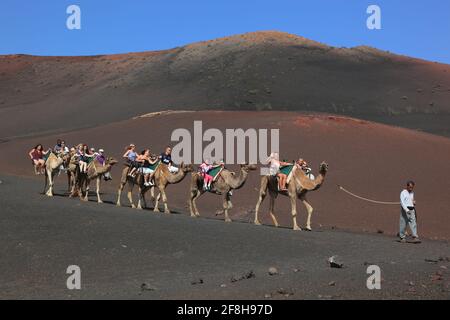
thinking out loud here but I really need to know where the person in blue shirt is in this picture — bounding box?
[123,144,138,177]
[160,146,178,173]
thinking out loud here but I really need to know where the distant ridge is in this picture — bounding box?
[0,30,449,139]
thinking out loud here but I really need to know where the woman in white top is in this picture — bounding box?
[266,152,290,191]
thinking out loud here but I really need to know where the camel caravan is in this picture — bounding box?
[29,141,328,231]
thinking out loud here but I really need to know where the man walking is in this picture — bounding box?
[399,181,421,243]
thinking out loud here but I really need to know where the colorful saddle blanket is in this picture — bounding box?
[279,164,294,176]
[148,160,160,171]
[43,152,51,162]
[208,166,223,181]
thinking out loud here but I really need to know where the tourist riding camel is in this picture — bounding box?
[151,161,193,213]
[75,155,117,202]
[136,149,159,187]
[266,152,291,191]
[123,144,139,177]
[29,144,51,175]
[199,159,223,191]
[189,162,257,222]
[159,146,178,173]
[254,159,328,231]
[42,151,70,197]
[116,155,192,211]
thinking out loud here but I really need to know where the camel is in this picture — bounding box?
[254,162,328,231]
[189,164,257,222]
[43,152,69,197]
[116,165,150,209]
[151,163,193,213]
[116,162,193,212]
[75,157,117,202]
[66,150,78,194]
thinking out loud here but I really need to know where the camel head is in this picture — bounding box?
[319,162,328,175]
[106,157,118,166]
[61,154,70,167]
[56,152,70,161]
[240,163,258,172]
[180,162,194,173]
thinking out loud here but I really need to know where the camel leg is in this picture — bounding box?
[67,173,71,193]
[137,186,148,210]
[137,188,143,209]
[153,192,161,212]
[116,183,125,206]
[96,177,103,203]
[82,178,89,202]
[227,191,233,210]
[69,173,77,197]
[301,197,313,231]
[268,194,279,227]
[190,189,202,217]
[193,191,203,217]
[290,193,301,231]
[160,187,170,214]
[223,192,232,223]
[141,189,147,209]
[42,170,48,195]
[46,170,54,197]
[254,189,267,225]
[137,186,142,209]
[150,186,155,207]
[189,189,197,217]
[127,181,135,208]
[77,177,84,200]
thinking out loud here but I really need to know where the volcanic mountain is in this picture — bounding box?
[1,31,449,140]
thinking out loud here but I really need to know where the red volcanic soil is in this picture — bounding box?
[1,31,450,140]
[1,111,449,240]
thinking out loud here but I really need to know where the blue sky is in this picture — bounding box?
[0,0,449,63]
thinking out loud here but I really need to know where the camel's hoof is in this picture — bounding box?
[274,224,279,228]
[164,210,171,214]
[190,214,197,218]
[98,201,103,204]
[305,227,312,232]
[131,205,136,209]
[225,219,232,223]
[254,220,261,226]
[293,226,302,231]
[116,203,121,207]
[137,206,142,210]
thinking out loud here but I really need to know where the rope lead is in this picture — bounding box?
[338,185,400,205]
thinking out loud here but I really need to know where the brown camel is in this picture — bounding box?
[116,166,144,208]
[76,157,117,202]
[151,163,193,213]
[43,152,69,196]
[254,162,328,231]
[116,163,192,211]
[66,150,78,194]
[189,164,257,222]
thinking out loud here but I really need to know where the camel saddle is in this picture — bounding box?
[148,160,160,171]
[209,166,224,182]
[274,164,297,191]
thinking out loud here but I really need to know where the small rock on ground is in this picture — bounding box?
[268,267,278,276]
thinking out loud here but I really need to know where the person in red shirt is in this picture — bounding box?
[28,144,50,174]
